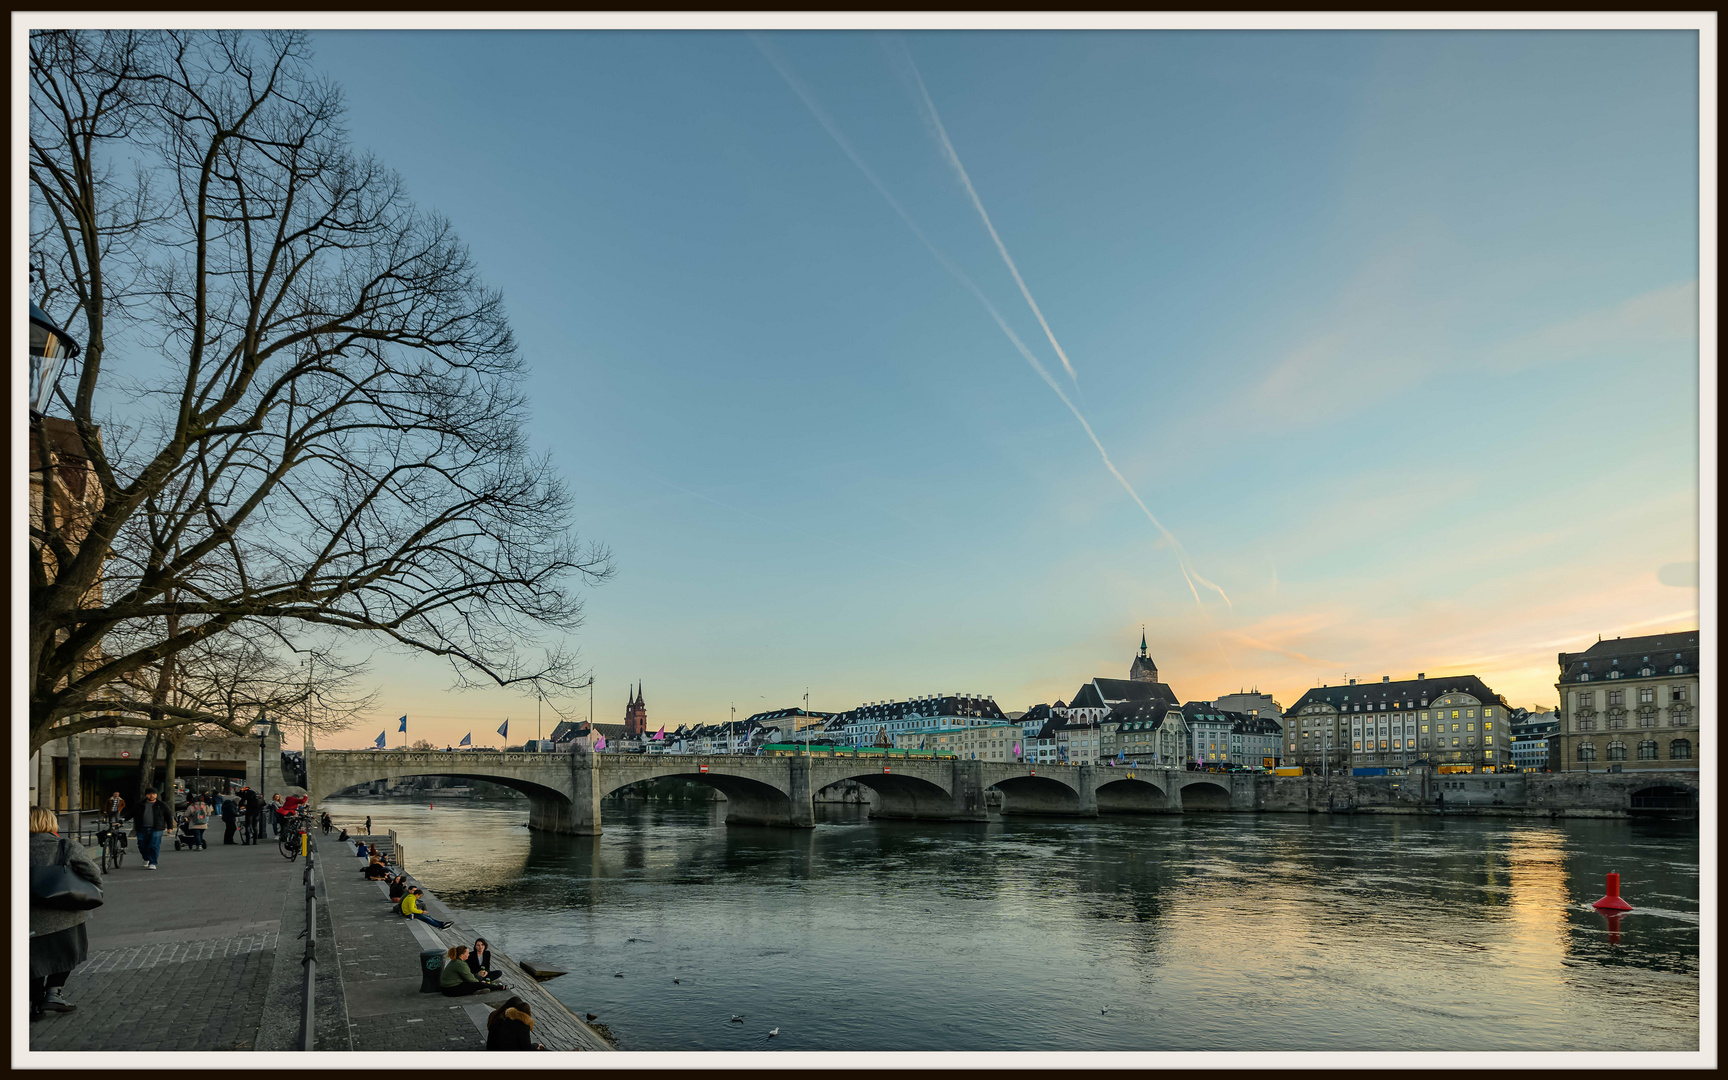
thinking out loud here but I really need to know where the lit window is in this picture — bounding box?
[1451,710,1460,719]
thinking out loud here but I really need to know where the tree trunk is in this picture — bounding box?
[162,732,182,806]
[134,727,161,805]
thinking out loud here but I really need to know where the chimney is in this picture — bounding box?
[1418,673,1425,680]
[1382,676,1390,683]
[1349,678,1356,686]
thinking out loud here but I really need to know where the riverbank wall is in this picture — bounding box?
[325,834,614,1051]
[1249,768,1697,818]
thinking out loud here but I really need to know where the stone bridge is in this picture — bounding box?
[305,750,1254,835]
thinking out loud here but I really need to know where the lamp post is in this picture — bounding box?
[28,301,82,417]
[194,746,202,794]
[253,713,271,795]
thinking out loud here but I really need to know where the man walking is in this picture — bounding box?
[134,789,171,870]
[238,786,263,843]
[220,792,238,844]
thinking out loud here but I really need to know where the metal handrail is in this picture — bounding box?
[296,828,317,1051]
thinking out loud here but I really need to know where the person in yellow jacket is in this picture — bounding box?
[400,885,452,929]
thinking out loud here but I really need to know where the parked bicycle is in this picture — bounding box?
[280,807,314,861]
[96,817,127,873]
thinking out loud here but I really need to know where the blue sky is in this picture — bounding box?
[303,30,1700,747]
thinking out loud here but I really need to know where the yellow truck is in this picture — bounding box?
[1273,766,1304,777]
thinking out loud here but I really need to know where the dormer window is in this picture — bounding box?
[1672,665,1685,674]
[1609,670,1621,680]
[1579,673,1590,682]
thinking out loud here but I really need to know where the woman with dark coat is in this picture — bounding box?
[470,937,504,984]
[29,806,103,1020]
[486,997,544,1050]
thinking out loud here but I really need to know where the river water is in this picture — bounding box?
[323,797,1698,1052]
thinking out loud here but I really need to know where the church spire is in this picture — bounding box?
[1140,626,1148,658]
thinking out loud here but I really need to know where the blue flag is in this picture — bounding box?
[374,730,386,748]
[459,732,472,746]
[497,719,508,737]
[398,715,408,732]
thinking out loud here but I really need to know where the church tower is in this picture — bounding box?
[624,682,648,737]
[1130,628,1159,683]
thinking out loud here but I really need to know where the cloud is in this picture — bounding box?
[1658,561,1700,588]
[1484,280,1698,373]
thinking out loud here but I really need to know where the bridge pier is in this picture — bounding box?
[787,757,816,829]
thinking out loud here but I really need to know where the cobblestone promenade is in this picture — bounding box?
[29,827,302,1051]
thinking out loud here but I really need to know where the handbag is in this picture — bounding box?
[30,838,105,911]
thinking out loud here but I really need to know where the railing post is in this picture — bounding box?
[298,830,317,1051]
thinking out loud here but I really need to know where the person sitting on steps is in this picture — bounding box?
[401,886,451,928]
[362,855,390,880]
[439,945,502,996]
[486,996,544,1050]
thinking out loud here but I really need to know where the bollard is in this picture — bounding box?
[1592,871,1633,911]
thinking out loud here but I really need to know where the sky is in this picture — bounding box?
[294,29,1700,749]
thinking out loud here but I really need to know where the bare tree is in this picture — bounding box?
[29,30,611,754]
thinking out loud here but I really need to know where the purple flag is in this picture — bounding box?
[593,734,607,751]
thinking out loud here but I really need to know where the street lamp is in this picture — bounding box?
[252,713,271,794]
[29,301,82,417]
[194,746,202,793]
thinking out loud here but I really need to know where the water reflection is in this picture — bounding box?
[324,799,1697,1052]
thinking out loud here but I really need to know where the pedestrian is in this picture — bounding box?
[471,937,504,984]
[105,790,126,822]
[29,805,102,1021]
[269,793,284,836]
[187,797,210,850]
[486,997,544,1050]
[401,886,452,928]
[220,793,238,844]
[439,945,497,996]
[364,815,371,835]
[134,789,171,870]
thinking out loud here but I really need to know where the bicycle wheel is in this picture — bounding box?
[280,830,300,861]
[111,839,124,870]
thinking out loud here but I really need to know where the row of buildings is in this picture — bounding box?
[535,630,1700,776]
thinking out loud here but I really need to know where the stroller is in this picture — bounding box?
[171,811,207,851]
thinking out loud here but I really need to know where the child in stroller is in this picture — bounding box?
[171,810,207,851]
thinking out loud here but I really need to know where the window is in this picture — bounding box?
[1637,740,1658,760]
[1608,690,1624,706]
[1576,716,1596,732]
[1466,723,1475,732]
[1466,709,1475,718]
[1451,738,1461,748]
[1579,673,1590,682]
[1484,722,1493,731]
[1484,708,1494,718]
[1672,664,1686,674]
[1421,725,1429,734]
[1672,686,1689,702]
[1353,741,1361,750]
[1577,742,1597,762]
[1451,710,1460,719]
[1609,670,1621,679]
[1669,739,1692,760]
[1451,724,1460,732]
[1607,741,1626,761]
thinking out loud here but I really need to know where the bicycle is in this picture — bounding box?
[97,817,126,873]
[279,808,313,861]
[239,810,261,846]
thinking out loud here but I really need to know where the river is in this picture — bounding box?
[323,797,1698,1052]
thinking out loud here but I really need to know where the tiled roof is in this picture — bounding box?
[1285,675,1505,715]
[831,694,1006,725]
[1557,632,1698,684]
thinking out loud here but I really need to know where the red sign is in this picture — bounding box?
[699,765,709,773]
[121,751,131,759]
[1029,768,1035,776]
[883,766,891,774]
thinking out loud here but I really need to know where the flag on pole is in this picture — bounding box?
[459,733,472,747]
[374,730,386,748]
[593,734,607,752]
[1013,742,1021,755]
[398,715,408,732]
[653,725,665,741]
[497,719,508,737]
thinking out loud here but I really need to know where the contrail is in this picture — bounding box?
[885,37,1080,388]
[752,35,1231,610]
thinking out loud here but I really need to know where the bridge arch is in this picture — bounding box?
[1179,779,1232,811]
[989,773,1087,817]
[598,768,796,828]
[1095,776,1172,814]
[307,751,584,833]
[820,767,958,820]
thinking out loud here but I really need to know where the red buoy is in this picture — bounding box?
[1592,871,1633,911]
